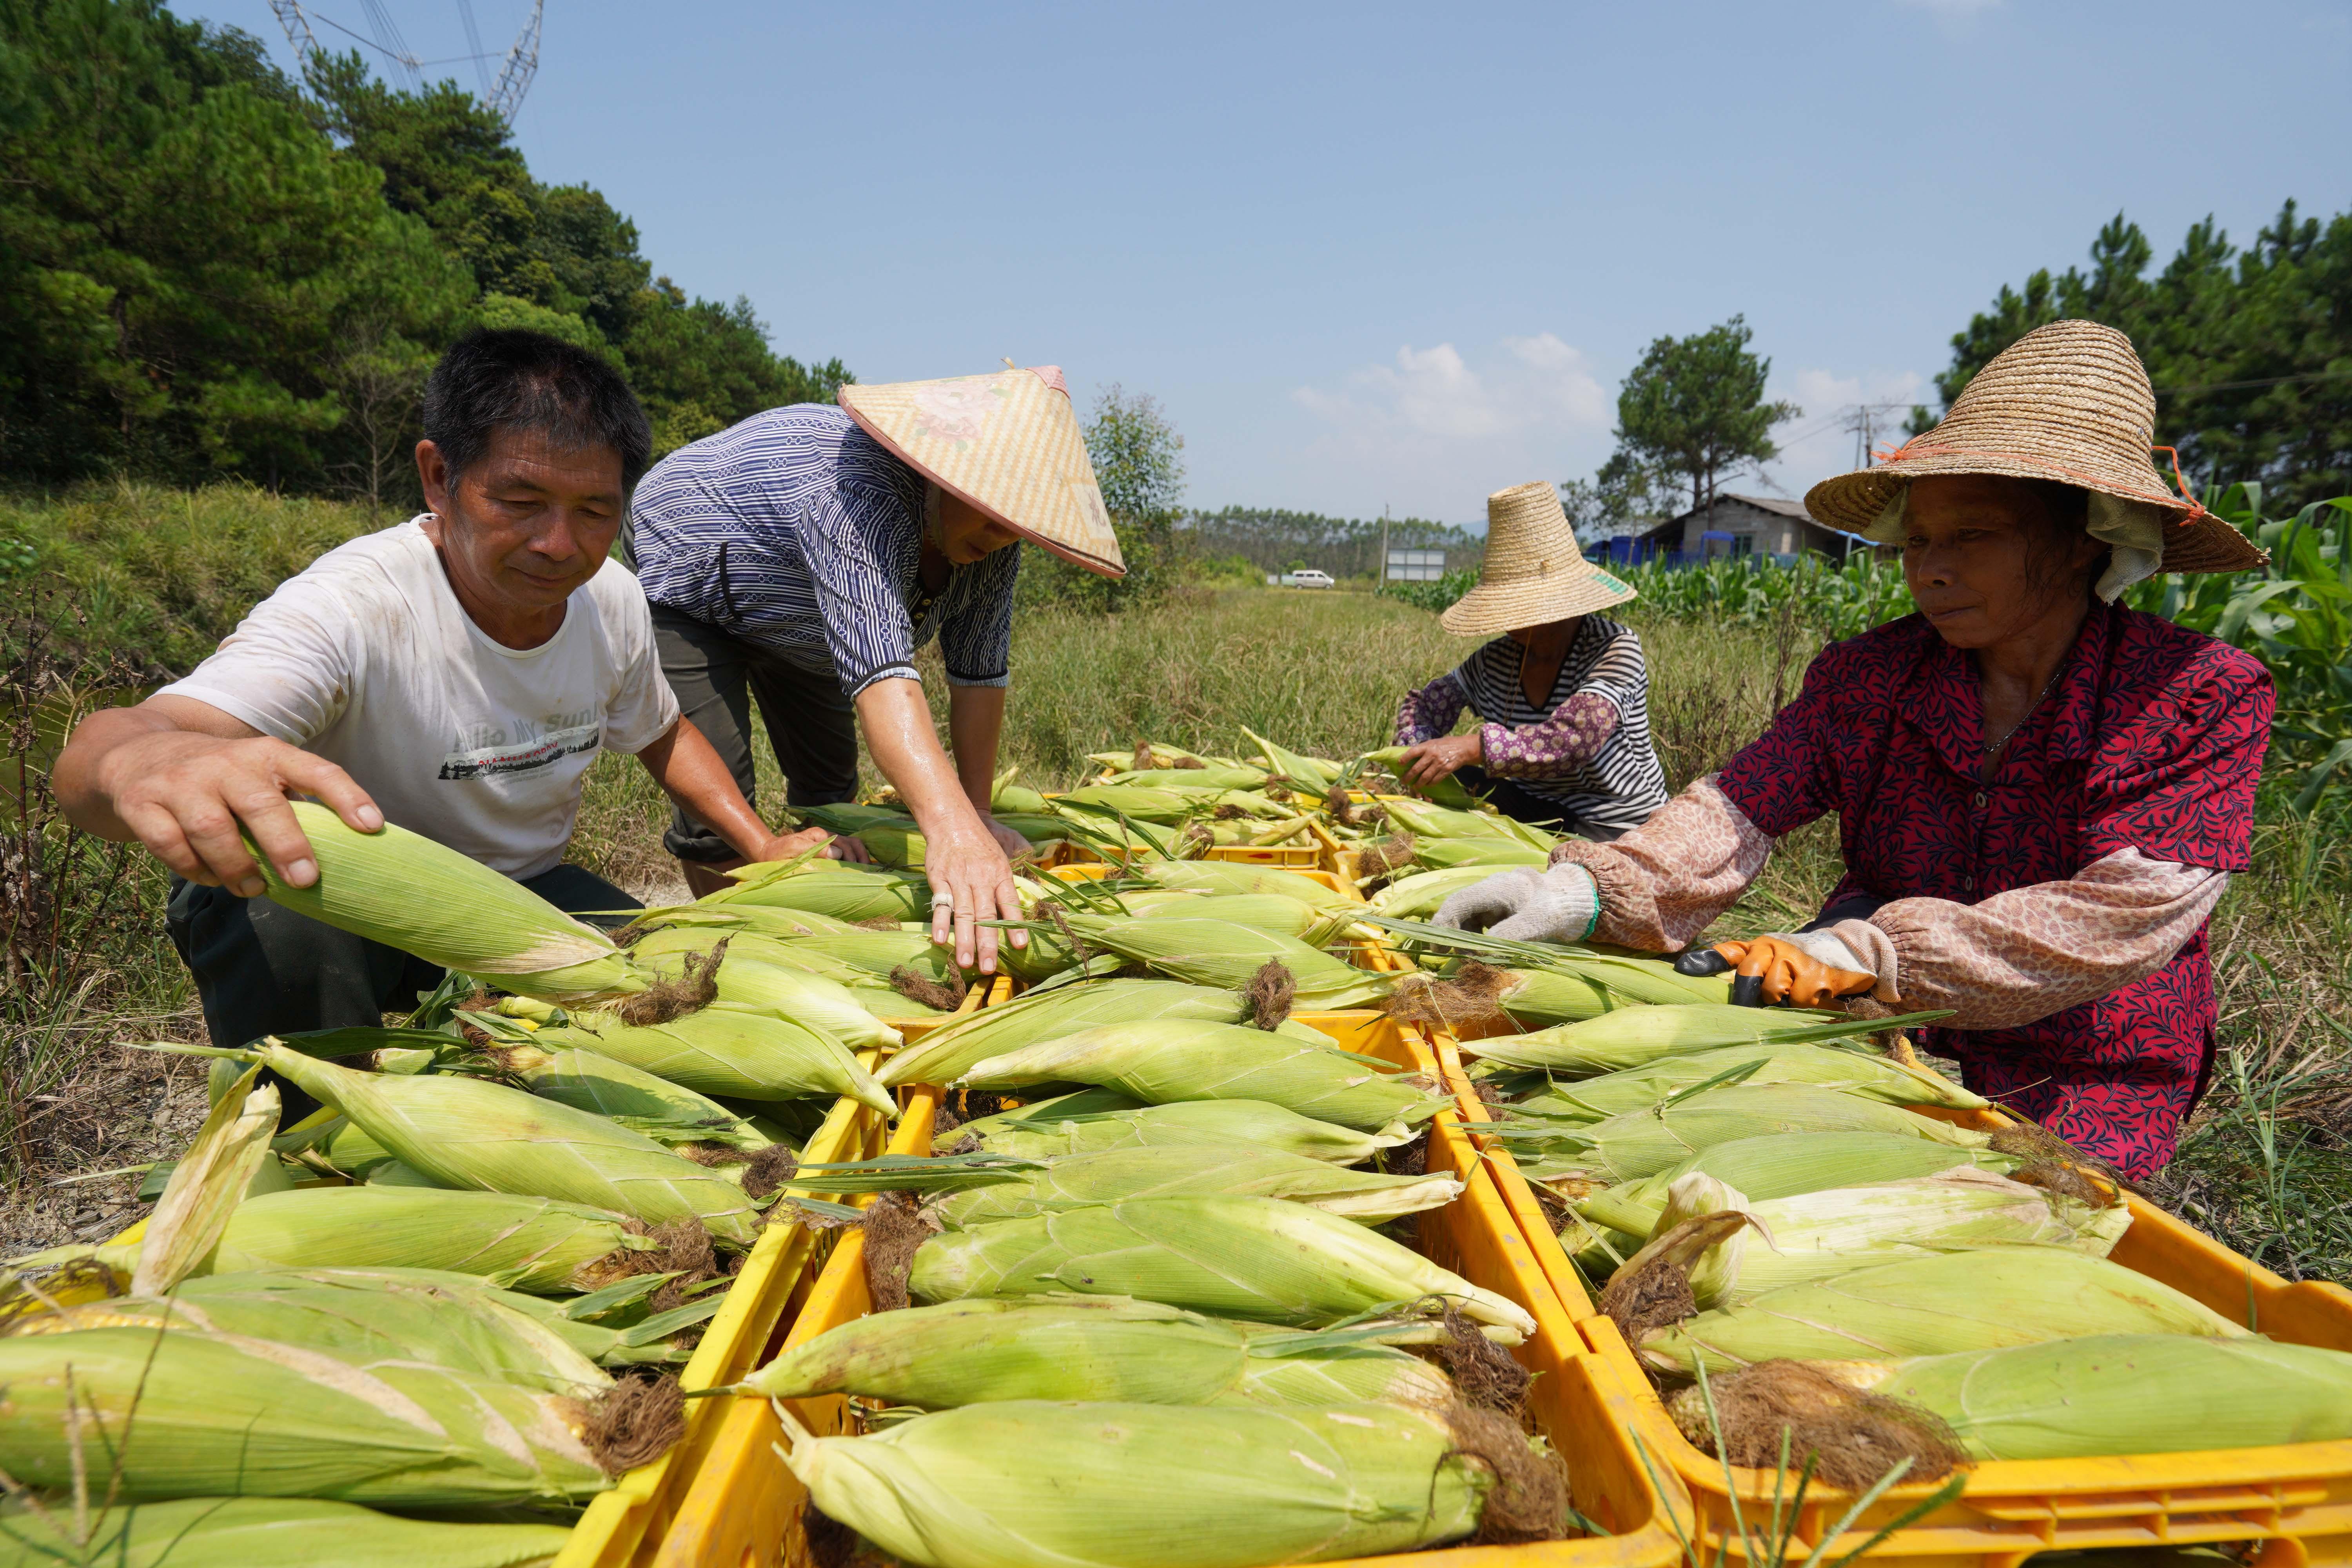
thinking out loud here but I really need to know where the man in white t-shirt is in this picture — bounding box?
[58,330,824,1097]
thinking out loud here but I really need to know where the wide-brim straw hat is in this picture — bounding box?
[840,365,1125,578]
[1440,481,1638,637]
[1806,320,2264,575]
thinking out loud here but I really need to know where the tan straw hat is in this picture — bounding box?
[1806,320,2264,575]
[840,365,1125,578]
[1440,481,1638,637]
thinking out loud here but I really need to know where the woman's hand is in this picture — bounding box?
[922,813,1025,973]
[1677,931,1877,1008]
[978,815,1030,858]
[1400,732,1482,789]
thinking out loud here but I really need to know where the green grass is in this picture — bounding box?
[5,495,2348,1281]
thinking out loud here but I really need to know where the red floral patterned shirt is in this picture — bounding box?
[1713,601,2273,1177]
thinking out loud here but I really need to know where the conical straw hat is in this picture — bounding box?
[840,365,1125,578]
[1440,481,1638,637]
[1806,320,2263,575]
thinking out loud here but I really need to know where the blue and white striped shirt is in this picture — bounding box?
[626,405,1019,697]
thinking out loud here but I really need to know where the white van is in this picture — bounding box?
[1279,569,1335,590]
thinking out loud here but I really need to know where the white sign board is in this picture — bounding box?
[1385,548,1446,582]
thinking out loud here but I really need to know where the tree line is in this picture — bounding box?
[0,0,846,504]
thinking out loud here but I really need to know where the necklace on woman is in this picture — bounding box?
[1983,662,2066,758]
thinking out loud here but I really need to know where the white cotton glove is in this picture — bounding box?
[1434,864,1600,944]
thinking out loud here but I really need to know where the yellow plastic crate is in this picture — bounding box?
[1419,1019,2352,1566]
[646,1012,1688,1568]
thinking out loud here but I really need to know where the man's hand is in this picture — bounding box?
[1434,863,1599,944]
[1399,732,1482,790]
[750,826,869,865]
[1675,931,1877,1008]
[923,816,1026,973]
[88,728,381,896]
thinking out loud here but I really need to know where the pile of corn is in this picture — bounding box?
[1367,907,2352,1483]
[727,968,1575,1568]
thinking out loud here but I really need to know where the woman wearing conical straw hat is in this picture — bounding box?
[1392,483,1670,839]
[1437,321,2272,1178]
[626,365,1123,975]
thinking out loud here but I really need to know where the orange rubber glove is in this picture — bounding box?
[1674,930,1878,1008]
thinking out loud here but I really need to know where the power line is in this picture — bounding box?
[2152,368,2352,398]
[456,0,491,98]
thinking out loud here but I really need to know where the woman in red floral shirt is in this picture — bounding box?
[1439,322,2272,1178]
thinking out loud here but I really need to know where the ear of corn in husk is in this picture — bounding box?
[481,1038,774,1151]
[632,948,906,1050]
[531,1003,892,1112]
[15,1187,655,1294]
[1636,1249,2251,1374]
[911,1194,1535,1332]
[1504,1082,1987,1189]
[956,1020,1443,1134]
[1468,1003,1896,1075]
[705,858,932,920]
[1808,1335,2352,1460]
[1577,1130,2022,1234]
[1104,766,1271,791]
[881,979,1244,1087]
[1367,865,1500,916]
[929,1143,1461,1225]
[1614,1167,2129,1312]
[0,1327,616,1505]
[1355,746,1479,810]
[0,1496,576,1568]
[993,773,1054,814]
[248,801,636,1000]
[1512,1042,1986,1125]
[1138,859,1357,911]
[745,1296,1457,1411]
[132,1064,279,1294]
[1373,796,1521,841]
[201,1042,768,1244]
[631,903,864,939]
[624,926,936,1018]
[964,1098,1414,1165]
[1057,914,1392,1008]
[3,1267,612,1395]
[1414,836,1551,871]
[778,1395,1501,1568]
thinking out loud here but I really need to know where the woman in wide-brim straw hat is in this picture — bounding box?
[1437,320,2274,1179]
[1392,481,1670,839]
[626,365,1123,974]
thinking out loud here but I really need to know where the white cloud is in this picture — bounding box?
[1755,365,1931,502]
[1285,334,1615,519]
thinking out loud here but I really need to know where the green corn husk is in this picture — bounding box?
[1116,893,1348,943]
[249,801,635,1000]
[368,1160,450,1187]
[1138,859,1357,911]
[3,1268,612,1394]
[1103,767,1272,791]
[745,1297,1455,1410]
[632,904,864,939]
[0,1327,613,1505]
[956,1020,1444,1134]
[1637,1249,2251,1374]
[534,1003,893,1112]
[705,859,932,920]
[209,1042,768,1244]
[632,949,907,1051]
[1841,1335,2352,1460]
[965,1098,1412,1165]
[1577,1130,2022,1235]
[1059,914,1392,1009]
[624,926,933,1018]
[30,1187,653,1293]
[1375,797,1521,841]
[1240,726,1345,794]
[1503,1082,1987,1189]
[1615,1168,2130,1310]
[0,1496,573,1568]
[880,980,1244,1087]
[790,930,963,984]
[1512,1043,1987,1125]
[931,1143,1462,1225]
[994,812,1074,843]
[1413,837,1551,872]
[1468,1003,1890,1075]
[1367,865,1498,916]
[1059,784,1223,824]
[849,823,927,866]
[134,1065,279,1295]
[776,1397,1495,1568]
[1523,953,1737,1011]
[794,802,916,835]
[911,1194,1535,1332]
[993,775,1054,814]
[485,1040,772,1151]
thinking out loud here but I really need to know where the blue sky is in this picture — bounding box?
[199,0,2352,527]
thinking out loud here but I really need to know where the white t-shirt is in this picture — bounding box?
[160,517,681,877]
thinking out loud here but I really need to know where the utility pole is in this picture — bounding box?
[1379,506,1390,591]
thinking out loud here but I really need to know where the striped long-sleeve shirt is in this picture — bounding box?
[1394,616,1669,835]
[625,405,1019,697]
